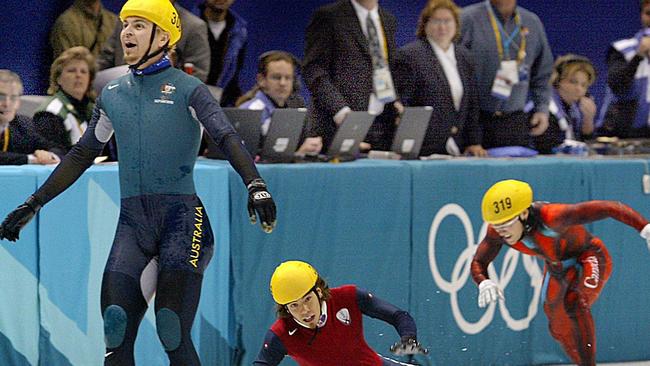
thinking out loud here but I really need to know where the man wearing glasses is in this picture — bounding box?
[472,179,650,366]
[0,70,63,165]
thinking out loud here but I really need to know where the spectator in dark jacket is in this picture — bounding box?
[394,0,486,157]
[196,0,247,107]
[0,70,63,165]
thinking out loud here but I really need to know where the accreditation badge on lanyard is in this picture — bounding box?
[492,60,518,100]
[487,1,527,100]
[373,66,397,104]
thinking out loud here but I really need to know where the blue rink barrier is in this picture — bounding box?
[1,163,234,366]
[405,158,650,365]
[0,166,40,366]
[225,159,413,366]
[408,158,587,365]
[1,157,650,365]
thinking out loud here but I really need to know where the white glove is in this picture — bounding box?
[639,223,650,253]
[478,279,504,308]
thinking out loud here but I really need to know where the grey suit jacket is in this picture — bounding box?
[97,4,210,82]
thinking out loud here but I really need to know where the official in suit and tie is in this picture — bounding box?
[394,0,486,157]
[303,0,401,153]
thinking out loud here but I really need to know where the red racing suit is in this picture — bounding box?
[471,200,648,366]
[253,285,417,366]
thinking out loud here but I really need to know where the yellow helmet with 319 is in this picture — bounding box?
[270,261,319,305]
[481,179,532,225]
[120,0,182,46]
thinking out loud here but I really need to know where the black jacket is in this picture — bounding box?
[599,47,649,137]
[303,0,398,151]
[0,115,64,165]
[394,38,481,155]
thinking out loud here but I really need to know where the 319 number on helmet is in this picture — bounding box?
[492,197,512,213]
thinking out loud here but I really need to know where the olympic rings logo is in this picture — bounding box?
[427,203,544,335]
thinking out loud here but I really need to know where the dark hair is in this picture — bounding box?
[415,0,461,41]
[235,50,301,107]
[551,54,596,88]
[275,276,331,318]
[256,50,300,75]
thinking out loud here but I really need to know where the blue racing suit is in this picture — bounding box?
[29,56,262,366]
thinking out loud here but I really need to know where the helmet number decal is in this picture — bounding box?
[170,11,180,30]
[492,197,512,213]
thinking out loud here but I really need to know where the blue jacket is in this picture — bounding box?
[215,9,247,91]
[193,5,248,106]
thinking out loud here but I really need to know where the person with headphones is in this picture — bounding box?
[473,180,650,366]
[0,0,276,365]
[532,54,597,154]
[236,50,322,154]
[253,260,428,365]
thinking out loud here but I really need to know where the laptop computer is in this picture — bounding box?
[390,106,433,159]
[327,111,375,160]
[204,108,262,159]
[259,108,307,163]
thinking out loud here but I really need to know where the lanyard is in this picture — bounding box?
[2,127,8,152]
[486,2,526,63]
[379,18,388,59]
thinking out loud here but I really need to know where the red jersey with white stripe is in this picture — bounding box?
[266,285,382,366]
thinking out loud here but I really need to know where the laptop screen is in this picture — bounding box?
[391,106,433,159]
[328,111,375,158]
[204,108,263,159]
[259,108,307,163]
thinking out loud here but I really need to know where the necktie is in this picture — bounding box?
[366,13,396,104]
[366,14,385,70]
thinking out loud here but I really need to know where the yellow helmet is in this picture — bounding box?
[270,261,319,305]
[481,179,533,224]
[120,0,182,46]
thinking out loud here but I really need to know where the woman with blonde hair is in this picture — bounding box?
[33,46,97,152]
[533,54,597,153]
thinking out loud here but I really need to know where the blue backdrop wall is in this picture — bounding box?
[0,1,638,107]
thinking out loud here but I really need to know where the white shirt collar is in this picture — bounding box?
[350,0,386,60]
[350,0,379,19]
[427,38,463,111]
[428,38,456,62]
[350,0,381,37]
[207,19,227,40]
